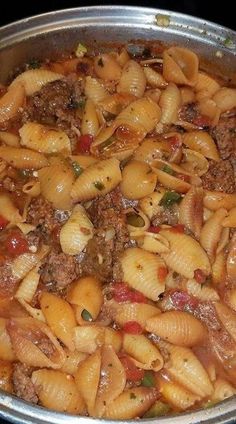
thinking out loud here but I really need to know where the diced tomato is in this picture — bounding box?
[169,224,185,233]
[170,290,199,311]
[148,225,161,234]
[119,353,145,381]
[113,282,146,303]
[75,134,93,154]
[123,321,143,334]
[169,136,181,150]
[0,215,9,231]
[5,231,29,257]
[176,173,190,182]
[158,266,168,283]
[194,269,207,284]
[193,115,211,128]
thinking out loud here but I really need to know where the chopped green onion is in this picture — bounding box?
[71,161,83,177]
[93,181,105,191]
[141,371,155,387]
[162,165,174,175]
[81,309,93,322]
[144,400,170,418]
[75,43,87,58]
[159,191,182,207]
[126,212,145,228]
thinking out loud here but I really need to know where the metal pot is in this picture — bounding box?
[0,6,235,424]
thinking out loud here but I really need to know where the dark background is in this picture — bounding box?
[0,0,235,30]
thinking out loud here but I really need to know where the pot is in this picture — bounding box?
[0,6,235,424]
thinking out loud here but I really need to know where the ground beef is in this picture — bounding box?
[86,188,124,226]
[151,204,179,227]
[194,302,221,331]
[211,116,236,160]
[12,363,38,404]
[202,159,235,193]
[39,250,81,289]
[1,177,16,192]
[179,103,199,123]
[0,263,17,297]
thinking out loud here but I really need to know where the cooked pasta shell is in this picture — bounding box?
[197,98,221,126]
[67,276,103,323]
[0,83,25,124]
[125,208,150,237]
[195,72,220,99]
[146,311,206,347]
[60,349,87,375]
[116,47,130,67]
[212,251,226,285]
[84,76,109,104]
[182,131,220,161]
[117,60,146,97]
[20,122,71,154]
[185,279,219,301]
[163,47,198,86]
[121,247,166,301]
[11,245,49,280]
[15,266,40,303]
[123,334,163,371]
[40,292,77,351]
[32,369,85,414]
[152,168,190,194]
[180,87,195,104]
[204,191,236,211]
[133,138,171,165]
[158,377,200,410]
[226,288,236,312]
[144,88,161,103]
[212,378,236,401]
[179,186,203,239]
[71,158,122,202]
[74,348,101,414]
[222,208,236,227]
[7,317,66,368]
[159,229,211,279]
[11,69,63,96]
[143,67,167,88]
[159,83,181,124]
[227,233,236,281]
[138,231,170,254]
[0,193,23,224]
[104,300,161,328]
[94,345,126,417]
[139,189,166,219]
[163,343,213,397]
[182,148,209,176]
[0,131,20,147]
[60,204,94,255]
[70,154,97,169]
[22,180,41,197]
[120,160,157,200]
[0,319,15,361]
[0,360,13,393]
[81,99,100,136]
[98,92,135,115]
[0,146,49,169]
[94,54,122,81]
[17,298,45,322]
[200,208,227,263]
[73,326,122,354]
[104,387,158,419]
[213,87,236,112]
[38,162,75,210]
[215,302,236,343]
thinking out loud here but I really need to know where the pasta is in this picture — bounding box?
[0,41,235,419]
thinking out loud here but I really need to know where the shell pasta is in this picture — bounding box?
[0,40,235,420]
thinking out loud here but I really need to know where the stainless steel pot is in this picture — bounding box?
[0,6,236,424]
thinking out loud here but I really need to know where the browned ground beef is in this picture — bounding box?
[211,116,236,160]
[39,250,81,289]
[151,204,179,227]
[179,103,199,123]
[12,363,38,404]
[202,159,235,193]
[0,263,17,297]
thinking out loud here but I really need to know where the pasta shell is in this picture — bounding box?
[0,193,23,224]
[40,292,77,351]
[180,87,195,104]
[94,54,122,81]
[213,87,236,112]
[22,180,41,197]
[133,138,171,165]
[179,186,203,239]
[81,99,100,136]
[60,349,87,375]
[197,98,221,126]
[11,69,63,96]
[227,233,236,281]
[74,348,101,414]
[204,191,236,211]
[163,343,213,397]
[0,319,15,361]
[226,288,236,312]
[11,245,49,280]
[0,83,25,124]
[182,148,209,176]
[182,131,220,161]
[17,299,45,322]
[73,326,103,354]
[143,67,167,88]
[94,345,126,417]
[15,266,40,303]
[98,93,135,115]
[38,162,75,210]
[121,247,166,301]
[60,204,94,255]
[212,378,236,401]
[120,160,157,200]
[195,72,220,99]
[104,387,158,419]
[84,76,109,104]
[70,154,97,168]
[159,83,181,124]
[116,48,130,67]
[7,317,66,368]
[158,377,200,410]
[185,279,219,302]
[123,334,163,371]
[117,60,146,97]
[212,251,226,285]
[215,302,236,343]
[138,189,166,219]
[200,208,227,263]
[138,231,170,254]
[71,158,122,202]
[19,122,71,154]
[146,311,206,347]
[104,300,161,328]
[152,167,190,193]
[32,369,85,414]
[0,146,49,169]
[159,229,211,279]
[222,208,236,227]
[163,47,198,86]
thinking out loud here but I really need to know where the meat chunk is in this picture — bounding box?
[211,116,236,160]
[179,103,199,123]
[0,263,17,297]
[202,159,235,193]
[39,250,81,289]
[12,363,38,404]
